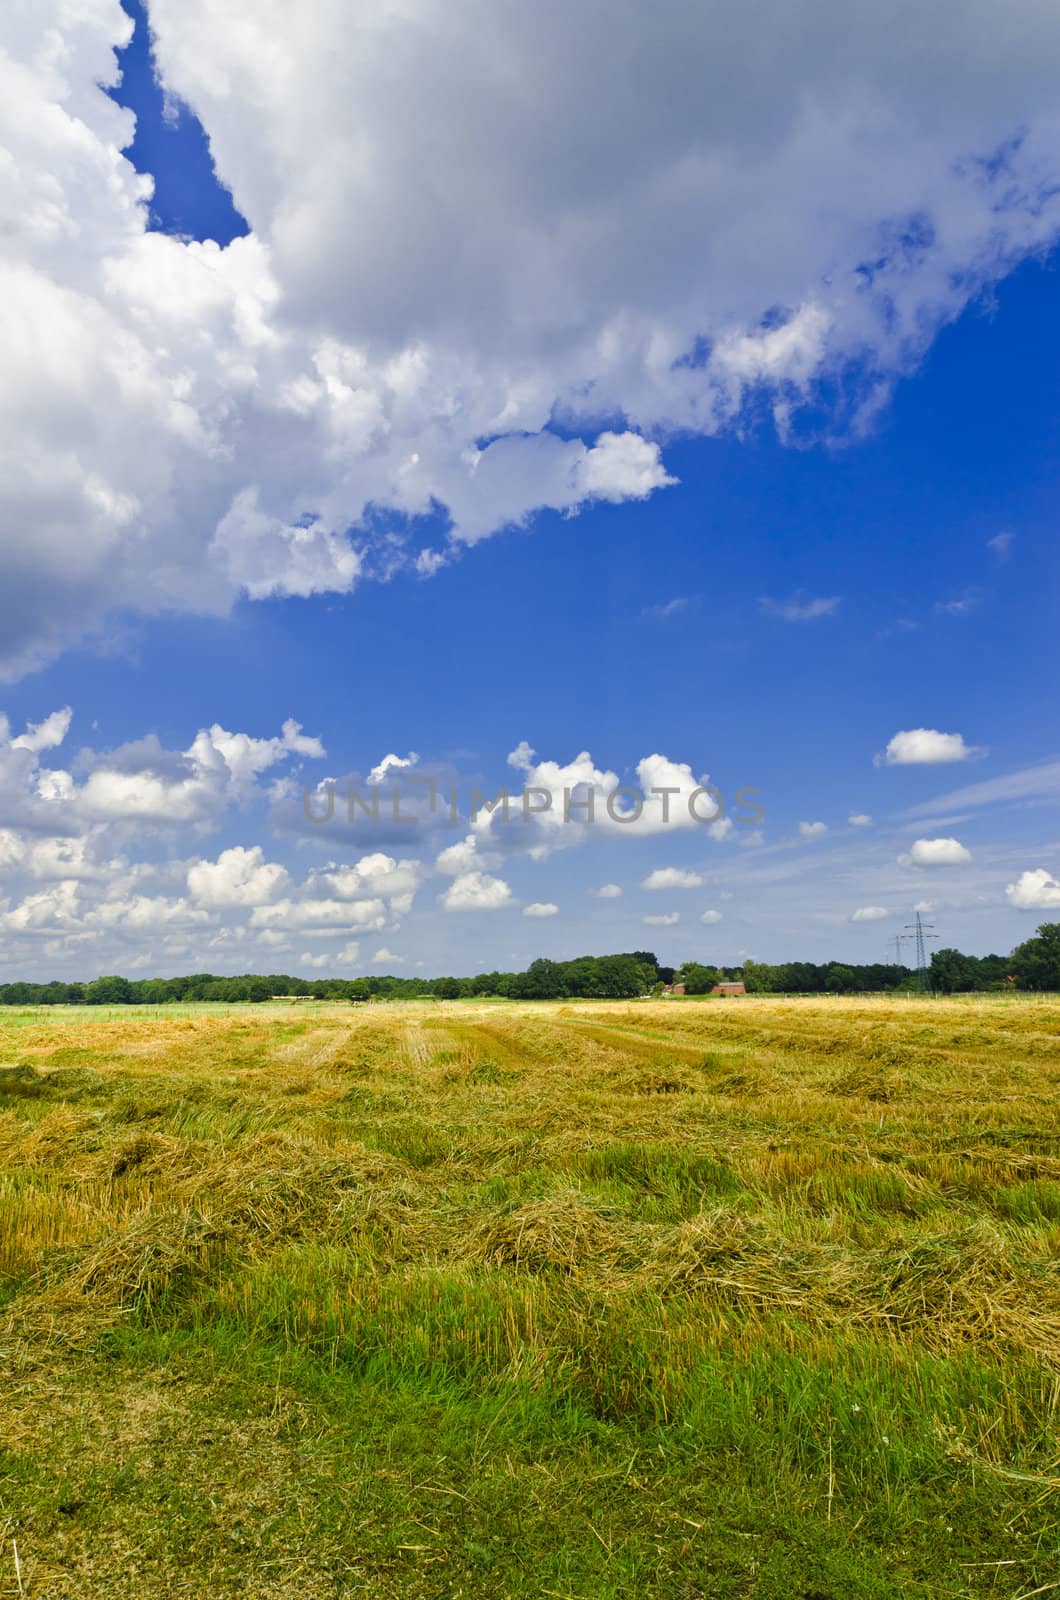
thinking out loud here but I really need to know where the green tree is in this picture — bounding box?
[930,948,977,994]
[1010,922,1060,991]
[84,974,134,1005]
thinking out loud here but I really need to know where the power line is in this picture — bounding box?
[904,911,939,991]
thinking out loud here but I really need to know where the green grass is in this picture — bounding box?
[2,995,1060,1597]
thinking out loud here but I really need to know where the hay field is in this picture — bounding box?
[2,995,1060,1598]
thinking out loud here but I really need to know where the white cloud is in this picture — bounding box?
[851,905,889,921]
[441,871,512,911]
[251,897,387,931]
[643,912,680,926]
[435,834,495,875]
[4,0,1060,672]
[642,597,691,620]
[311,852,423,907]
[761,595,841,622]
[523,901,559,917]
[800,821,828,837]
[11,707,73,754]
[878,729,983,766]
[0,880,82,935]
[0,827,25,870]
[499,744,729,846]
[902,837,972,866]
[901,760,1060,821]
[370,946,404,963]
[415,549,448,578]
[848,813,872,827]
[90,894,212,931]
[988,530,1014,561]
[934,591,980,617]
[591,883,623,899]
[1005,868,1060,910]
[700,909,722,924]
[367,751,419,786]
[187,845,289,908]
[70,719,325,826]
[642,867,704,890]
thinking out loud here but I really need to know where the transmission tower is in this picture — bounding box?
[904,911,938,991]
[889,932,910,967]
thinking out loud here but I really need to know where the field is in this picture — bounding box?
[2,996,1060,1599]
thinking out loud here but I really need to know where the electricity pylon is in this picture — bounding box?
[904,911,938,991]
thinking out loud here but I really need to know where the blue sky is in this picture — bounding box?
[0,0,1058,978]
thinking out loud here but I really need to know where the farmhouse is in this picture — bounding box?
[711,981,747,996]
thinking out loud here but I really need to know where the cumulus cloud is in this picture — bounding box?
[309,852,422,909]
[251,897,387,932]
[642,867,704,890]
[1005,868,1060,910]
[440,871,513,911]
[11,707,73,754]
[851,905,889,921]
[800,821,828,838]
[434,834,495,875]
[878,729,983,766]
[367,751,419,786]
[700,909,722,924]
[644,912,680,926]
[499,744,731,847]
[848,813,872,827]
[523,902,559,917]
[4,0,1060,672]
[187,845,289,908]
[901,837,972,866]
[371,946,404,963]
[591,883,623,898]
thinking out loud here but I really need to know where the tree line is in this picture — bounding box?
[0,953,663,1006]
[0,923,1056,1004]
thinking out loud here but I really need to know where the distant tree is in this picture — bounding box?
[677,962,721,994]
[592,954,653,997]
[1010,922,1060,991]
[740,959,778,994]
[510,959,569,999]
[930,948,977,994]
[84,974,134,1005]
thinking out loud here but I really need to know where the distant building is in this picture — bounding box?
[711,981,746,996]
[670,982,686,996]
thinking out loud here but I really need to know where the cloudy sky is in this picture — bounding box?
[0,0,1058,980]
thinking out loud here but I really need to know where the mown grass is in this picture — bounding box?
[1,996,1059,1597]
